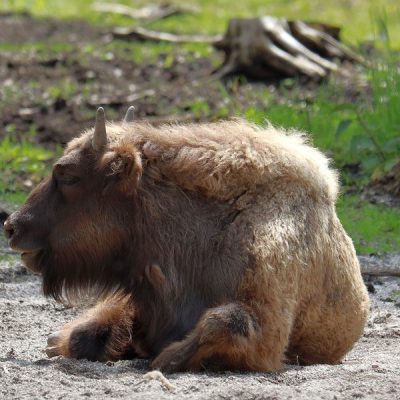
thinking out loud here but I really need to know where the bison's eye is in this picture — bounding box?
[56,172,80,185]
[53,166,80,186]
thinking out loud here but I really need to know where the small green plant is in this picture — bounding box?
[190,98,211,118]
[47,78,78,101]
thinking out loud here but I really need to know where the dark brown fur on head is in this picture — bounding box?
[5,114,144,303]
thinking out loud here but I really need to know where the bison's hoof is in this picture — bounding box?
[45,346,61,358]
[151,347,191,373]
[45,330,63,358]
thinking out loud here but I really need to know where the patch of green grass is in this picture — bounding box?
[0,136,57,207]
[101,40,214,64]
[337,195,400,254]
[0,254,18,264]
[47,77,78,101]
[357,58,400,180]
[190,98,211,119]
[0,41,73,53]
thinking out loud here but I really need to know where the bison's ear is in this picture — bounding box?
[99,144,142,195]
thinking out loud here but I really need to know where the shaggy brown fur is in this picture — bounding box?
[4,117,369,372]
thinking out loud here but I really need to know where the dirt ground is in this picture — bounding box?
[0,228,399,400]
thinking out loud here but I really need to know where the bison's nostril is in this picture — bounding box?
[3,220,14,239]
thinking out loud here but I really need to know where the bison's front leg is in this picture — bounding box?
[151,303,281,373]
[46,294,136,362]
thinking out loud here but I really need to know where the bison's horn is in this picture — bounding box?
[123,106,135,123]
[92,107,107,151]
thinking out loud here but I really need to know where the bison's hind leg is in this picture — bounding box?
[151,302,288,373]
[46,295,135,362]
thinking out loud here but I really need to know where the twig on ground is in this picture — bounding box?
[112,25,222,44]
[135,370,176,392]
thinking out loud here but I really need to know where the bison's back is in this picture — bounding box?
[95,119,339,203]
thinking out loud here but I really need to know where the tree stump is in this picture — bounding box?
[213,17,363,79]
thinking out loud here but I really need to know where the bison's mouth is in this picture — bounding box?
[21,250,44,274]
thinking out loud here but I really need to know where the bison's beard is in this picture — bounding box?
[40,245,138,304]
[21,250,46,274]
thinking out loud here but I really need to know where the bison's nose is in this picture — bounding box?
[3,219,15,239]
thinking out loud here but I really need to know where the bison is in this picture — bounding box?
[4,107,369,372]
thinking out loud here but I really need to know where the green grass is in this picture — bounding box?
[337,195,400,253]
[0,254,18,264]
[0,41,73,53]
[0,136,56,207]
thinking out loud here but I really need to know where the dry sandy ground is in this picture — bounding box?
[1,250,399,400]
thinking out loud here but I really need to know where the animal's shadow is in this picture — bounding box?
[0,354,307,387]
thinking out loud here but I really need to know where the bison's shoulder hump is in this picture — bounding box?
[77,119,339,202]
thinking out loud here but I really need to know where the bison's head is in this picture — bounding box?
[4,107,143,301]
